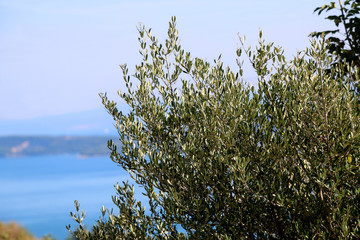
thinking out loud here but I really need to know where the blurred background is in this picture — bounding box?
[0,0,332,239]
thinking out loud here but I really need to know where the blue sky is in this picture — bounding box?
[0,0,332,120]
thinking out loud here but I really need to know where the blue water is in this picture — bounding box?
[0,155,139,239]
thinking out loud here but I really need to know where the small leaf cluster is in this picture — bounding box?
[310,0,360,69]
[68,17,360,239]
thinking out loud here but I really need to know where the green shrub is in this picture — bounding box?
[68,17,360,239]
[0,221,55,240]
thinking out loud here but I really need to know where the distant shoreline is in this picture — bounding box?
[0,135,118,158]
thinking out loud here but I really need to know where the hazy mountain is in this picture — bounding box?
[0,135,116,158]
[0,108,121,136]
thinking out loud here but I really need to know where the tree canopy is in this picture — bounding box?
[310,0,360,69]
[68,16,360,239]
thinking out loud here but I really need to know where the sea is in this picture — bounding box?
[0,154,141,240]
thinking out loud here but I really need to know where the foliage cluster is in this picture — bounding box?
[0,221,54,240]
[310,0,360,68]
[67,15,360,239]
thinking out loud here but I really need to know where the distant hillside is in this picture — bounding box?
[0,136,117,158]
[0,108,120,136]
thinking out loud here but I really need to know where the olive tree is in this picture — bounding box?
[68,17,360,239]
